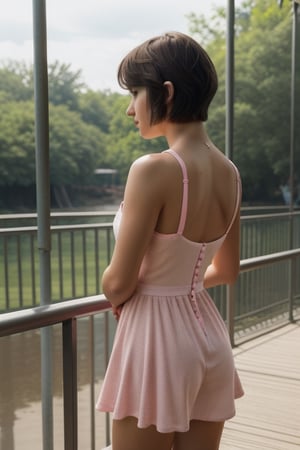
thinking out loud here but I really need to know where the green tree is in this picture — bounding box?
[0,100,35,185]
[105,95,166,181]
[49,104,106,185]
[0,60,85,110]
[188,0,296,202]
[78,89,111,133]
[0,99,106,187]
[0,61,33,102]
[48,61,85,110]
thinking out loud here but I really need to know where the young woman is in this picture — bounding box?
[96,31,244,450]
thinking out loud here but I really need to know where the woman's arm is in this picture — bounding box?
[102,155,165,307]
[203,209,241,289]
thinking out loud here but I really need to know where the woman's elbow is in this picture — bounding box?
[102,279,126,306]
[102,268,136,306]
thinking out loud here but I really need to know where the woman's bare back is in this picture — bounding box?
[155,144,238,243]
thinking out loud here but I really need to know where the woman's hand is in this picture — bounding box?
[111,304,123,321]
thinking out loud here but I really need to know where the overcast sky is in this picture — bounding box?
[1,0,235,92]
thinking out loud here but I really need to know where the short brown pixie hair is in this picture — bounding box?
[117,31,218,124]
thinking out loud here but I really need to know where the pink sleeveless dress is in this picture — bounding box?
[96,149,244,433]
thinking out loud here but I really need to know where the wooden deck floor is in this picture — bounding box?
[221,322,300,450]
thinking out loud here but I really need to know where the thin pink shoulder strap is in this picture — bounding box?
[164,149,188,235]
[226,160,242,233]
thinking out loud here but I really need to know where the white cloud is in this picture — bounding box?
[45,0,206,38]
[47,36,138,92]
[0,0,235,91]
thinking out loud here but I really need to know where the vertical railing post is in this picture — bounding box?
[32,1,53,449]
[104,227,113,445]
[226,284,235,347]
[89,316,96,450]
[104,312,111,446]
[63,318,78,450]
[289,257,296,322]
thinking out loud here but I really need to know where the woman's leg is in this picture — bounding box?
[173,420,224,450]
[112,416,174,450]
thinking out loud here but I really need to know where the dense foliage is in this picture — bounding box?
[0,0,299,210]
[188,0,300,202]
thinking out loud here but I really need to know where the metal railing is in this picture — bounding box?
[0,295,112,450]
[0,221,115,310]
[235,247,300,343]
[241,210,300,257]
[1,210,300,312]
[0,248,299,449]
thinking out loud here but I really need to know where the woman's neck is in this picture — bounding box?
[165,121,209,151]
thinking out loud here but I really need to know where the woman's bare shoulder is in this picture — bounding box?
[129,152,173,180]
[131,151,170,166]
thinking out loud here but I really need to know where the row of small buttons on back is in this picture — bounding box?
[190,243,206,319]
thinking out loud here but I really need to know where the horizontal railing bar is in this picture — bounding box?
[0,223,114,234]
[51,223,113,231]
[240,248,300,272]
[0,211,118,220]
[1,208,299,222]
[0,295,111,337]
[0,227,38,234]
[0,248,299,338]
[235,298,289,321]
[241,211,297,221]
[1,214,299,235]
[242,205,291,211]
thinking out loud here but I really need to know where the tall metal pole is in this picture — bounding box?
[289,1,299,221]
[226,0,236,346]
[289,2,297,220]
[288,1,299,321]
[32,1,53,449]
[226,0,235,160]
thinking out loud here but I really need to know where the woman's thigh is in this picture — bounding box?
[173,420,224,450]
[112,417,174,450]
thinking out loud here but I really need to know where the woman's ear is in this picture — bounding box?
[163,81,174,104]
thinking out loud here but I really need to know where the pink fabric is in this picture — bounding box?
[166,149,189,234]
[96,150,244,432]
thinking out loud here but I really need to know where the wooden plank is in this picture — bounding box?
[221,323,300,449]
